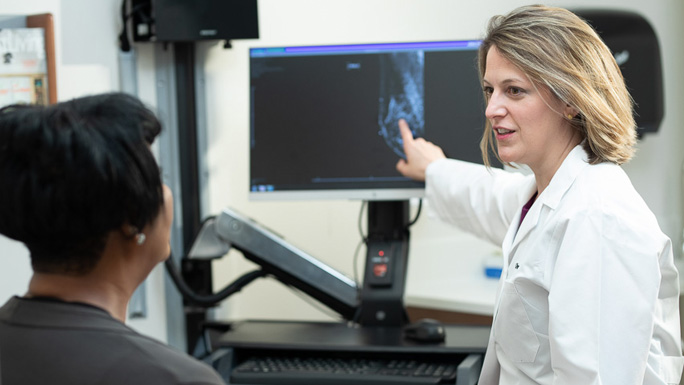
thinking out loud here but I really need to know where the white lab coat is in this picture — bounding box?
[425,145,684,384]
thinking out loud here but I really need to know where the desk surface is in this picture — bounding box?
[216,320,490,354]
[404,237,499,316]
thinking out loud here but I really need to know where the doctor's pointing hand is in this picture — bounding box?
[395,119,445,182]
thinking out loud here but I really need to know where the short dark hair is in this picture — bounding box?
[0,93,164,274]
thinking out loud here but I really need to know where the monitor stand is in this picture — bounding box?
[356,200,411,327]
[189,201,414,327]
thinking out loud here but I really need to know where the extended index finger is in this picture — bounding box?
[398,119,414,145]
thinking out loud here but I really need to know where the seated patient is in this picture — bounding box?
[0,93,225,385]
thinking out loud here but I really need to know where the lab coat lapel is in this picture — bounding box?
[510,193,542,254]
[501,145,590,267]
[501,179,537,267]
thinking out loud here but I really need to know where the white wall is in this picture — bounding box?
[1,0,683,341]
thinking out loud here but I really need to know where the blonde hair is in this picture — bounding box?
[478,5,636,166]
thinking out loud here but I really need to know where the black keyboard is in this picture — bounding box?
[231,356,459,384]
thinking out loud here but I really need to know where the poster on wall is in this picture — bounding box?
[0,27,48,107]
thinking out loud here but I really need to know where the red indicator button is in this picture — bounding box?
[373,263,388,277]
[378,250,385,257]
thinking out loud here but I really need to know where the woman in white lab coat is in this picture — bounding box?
[396,5,683,385]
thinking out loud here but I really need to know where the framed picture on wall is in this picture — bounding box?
[0,13,56,108]
[0,28,48,106]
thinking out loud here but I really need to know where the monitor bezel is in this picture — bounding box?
[248,39,483,202]
[249,187,425,201]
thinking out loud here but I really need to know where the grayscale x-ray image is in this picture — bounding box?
[377,52,425,158]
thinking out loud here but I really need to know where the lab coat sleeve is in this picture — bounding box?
[547,208,663,384]
[425,159,533,246]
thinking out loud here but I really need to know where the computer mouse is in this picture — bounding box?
[403,318,446,343]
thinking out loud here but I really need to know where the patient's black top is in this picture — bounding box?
[0,296,225,385]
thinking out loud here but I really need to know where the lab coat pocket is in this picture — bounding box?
[661,356,684,384]
[651,339,684,384]
[494,281,540,363]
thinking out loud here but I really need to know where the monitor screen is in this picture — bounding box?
[249,40,493,201]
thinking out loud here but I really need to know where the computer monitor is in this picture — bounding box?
[249,39,493,201]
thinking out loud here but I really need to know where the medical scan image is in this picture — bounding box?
[377,52,425,158]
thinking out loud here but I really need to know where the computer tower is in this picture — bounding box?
[573,10,664,136]
[130,0,259,42]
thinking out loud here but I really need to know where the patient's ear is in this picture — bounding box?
[119,224,146,246]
